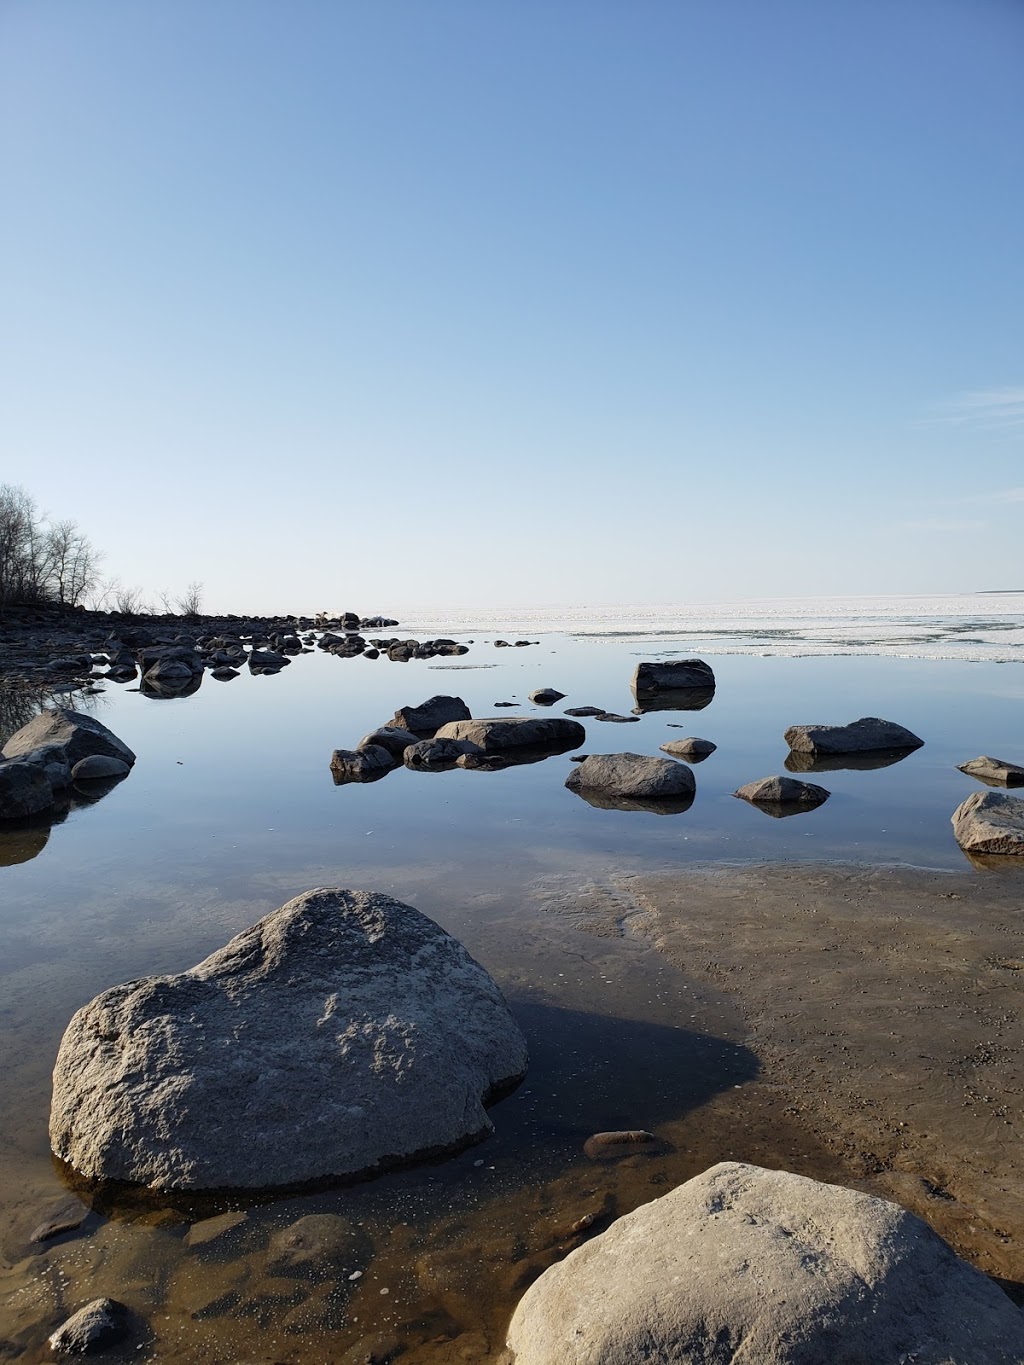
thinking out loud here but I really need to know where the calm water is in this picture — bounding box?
[1,632,1022,1359]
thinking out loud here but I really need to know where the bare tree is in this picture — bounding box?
[45,519,102,607]
[176,581,204,617]
[110,581,147,615]
[0,484,49,608]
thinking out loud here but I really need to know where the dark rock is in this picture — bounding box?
[330,746,397,784]
[437,716,585,752]
[632,659,716,700]
[734,776,830,806]
[565,753,695,801]
[529,688,565,705]
[71,755,131,781]
[391,696,472,735]
[29,1194,90,1244]
[583,1130,660,1160]
[593,712,639,723]
[357,726,420,759]
[403,738,482,770]
[2,707,136,769]
[0,759,58,820]
[784,717,924,756]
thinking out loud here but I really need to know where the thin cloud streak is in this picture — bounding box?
[936,387,1024,429]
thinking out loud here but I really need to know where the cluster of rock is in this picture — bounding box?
[504,1161,1024,1363]
[331,695,586,784]
[318,633,470,662]
[0,708,135,821]
[49,888,528,1190]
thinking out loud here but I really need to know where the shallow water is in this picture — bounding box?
[1,634,1022,1358]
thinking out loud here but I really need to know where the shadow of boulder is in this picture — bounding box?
[568,787,695,815]
[785,748,918,774]
[631,686,715,715]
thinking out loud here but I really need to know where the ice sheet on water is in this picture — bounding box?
[389,593,1024,664]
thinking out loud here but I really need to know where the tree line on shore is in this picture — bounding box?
[0,484,202,616]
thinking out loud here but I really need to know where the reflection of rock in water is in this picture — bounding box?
[785,747,917,774]
[630,686,716,714]
[140,672,203,701]
[0,818,53,865]
[568,787,695,815]
[739,800,824,820]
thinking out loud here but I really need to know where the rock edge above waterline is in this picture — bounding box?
[50,889,528,1191]
[505,1161,1024,1365]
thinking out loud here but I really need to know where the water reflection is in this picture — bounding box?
[630,686,715,714]
[785,747,919,773]
[567,788,695,815]
[0,816,58,866]
[140,672,204,701]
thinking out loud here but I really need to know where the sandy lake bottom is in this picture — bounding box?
[1,633,1023,1360]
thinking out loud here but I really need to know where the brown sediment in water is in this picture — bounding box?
[3,858,1023,1360]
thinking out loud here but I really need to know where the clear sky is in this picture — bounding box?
[2,0,1022,613]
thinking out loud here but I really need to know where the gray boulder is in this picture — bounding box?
[958,755,1024,787]
[660,736,716,761]
[734,776,830,809]
[951,791,1024,856]
[330,746,397,783]
[0,759,54,820]
[404,738,482,769]
[436,716,585,752]
[529,688,565,705]
[358,726,420,758]
[49,1298,129,1354]
[391,695,471,734]
[2,707,136,769]
[505,1161,1024,1365]
[631,659,716,697]
[565,752,695,801]
[49,888,528,1190]
[785,716,923,755]
[71,755,131,781]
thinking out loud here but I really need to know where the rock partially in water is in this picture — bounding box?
[50,888,528,1191]
[733,776,830,814]
[564,706,606,717]
[565,753,695,802]
[952,790,1024,856]
[391,695,472,734]
[330,746,397,784]
[660,736,717,761]
[0,758,53,819]
[29,1193,91,1244]
[404,737,482,770]
[71,755,131,782]
[582,1130,659,1161]
[357,726,420,758]
[784,716,924,756]
[505,1161,1024,1365]
[958,755,1024,787]
[2,706,136,770]
[48,1298,129,1354]
[436,716,585,753]
[529,688,565,705]
[630,660,716,715]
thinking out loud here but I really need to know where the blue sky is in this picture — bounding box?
[2,1,1022,612]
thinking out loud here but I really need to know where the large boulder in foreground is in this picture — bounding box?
[565,753,695,801]
[50,889,528,1191]
[2,707,136,770]
[784,716,923,756]
[505,1161,1024,1365]
[436,716,585,752]
[952,790,1024,856]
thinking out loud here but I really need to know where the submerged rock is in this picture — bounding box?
[505,1161,1024,1365]
[784,716,923,756]
[49,1298,129,1354]
[958,755,1024,787]
[330,746,397,783]
[951,790,1024,856]
[50,888,528,1190]
[565,752,695,802]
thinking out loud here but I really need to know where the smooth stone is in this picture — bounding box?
[583,1130,658,1160]
[958,755,1024,787]
[505,1161,1024,1365]
[71,755,131,781]
[565,752,695,800]
[733,776,830,808]
[529,688,566,705]
[436,716,585,752]
[660,737,717,761]
[266,1213,370,1277]
[48,1298,129,1354]
[29,1194,90,1244]
[183,1210,248,1249]
[403,737,482,769]
[564,706,606,717]
[784,716,924,755]
[951,790,1024,856]
[50,888,528,1190]
[357,726,421,758]
[2,706,136,769]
